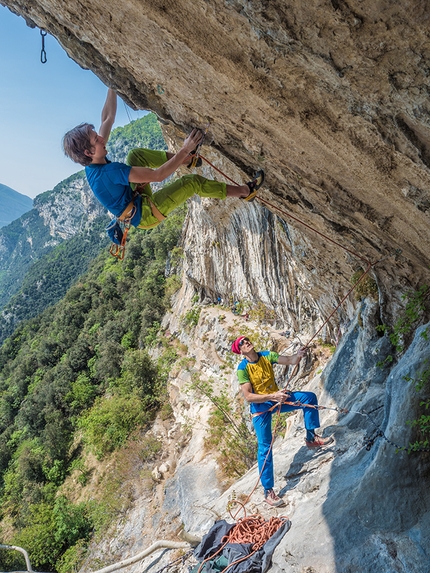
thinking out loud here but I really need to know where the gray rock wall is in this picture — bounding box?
[1,1,429,571]
[2,0,430,314]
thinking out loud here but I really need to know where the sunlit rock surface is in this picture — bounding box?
[2,0,429,295]
[2,1,430,571]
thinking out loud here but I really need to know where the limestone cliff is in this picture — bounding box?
[2,0,430,308]
[0,173,104,280]
[1,1,430,572]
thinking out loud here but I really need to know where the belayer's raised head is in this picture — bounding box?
[231,336,254,355]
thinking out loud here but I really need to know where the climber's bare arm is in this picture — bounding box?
[99,88,117,142]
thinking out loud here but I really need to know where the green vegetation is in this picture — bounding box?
[0,206,186,572]
[316,338,336,355]
[182,306,201,329]
[404,333,430,452]
[373,284,430,452]
[186,373,289,479]
[376,284,429,367]
[107,113,167,161]
[350,268,378,300]
[0,216,109,343]
[186,374,257,478]
[249,301,276,323]
[0,113,167,341]
[0,209,62,310]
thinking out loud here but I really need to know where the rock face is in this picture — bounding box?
[34,174,105,240]
[163,205,430,572]
[2,0,430,301]
[2,1,430,572]
[0,173,105,307]
[0,172,112,345]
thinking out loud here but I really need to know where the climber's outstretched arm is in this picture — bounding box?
[129,129,203,183]
[99,88,117,142]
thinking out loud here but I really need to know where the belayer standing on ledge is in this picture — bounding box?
[231,335,333,508]
[62,88,265,231]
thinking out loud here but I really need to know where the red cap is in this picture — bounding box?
[231,336,245,354]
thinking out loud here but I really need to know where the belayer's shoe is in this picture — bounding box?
[264,488,285,507]
[244,170,265,202]
[305,434,334,448]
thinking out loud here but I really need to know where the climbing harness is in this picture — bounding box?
[251,399,349,419]
[107,123,208,259]
[107,203,137,260]
[107,187,166,259]
[40,29,47,63]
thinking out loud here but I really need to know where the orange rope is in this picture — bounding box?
[197,154,397,519]
[223,514,288,551]
[199,154,374,266]
[196,508,289,573]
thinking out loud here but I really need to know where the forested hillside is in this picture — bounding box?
[107,113,167,161]
[0,207,185,573]
[0,214,108,343]
[0,113,167,343]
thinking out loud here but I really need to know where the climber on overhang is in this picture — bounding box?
[62,88,264,231]
[231,335,333,507]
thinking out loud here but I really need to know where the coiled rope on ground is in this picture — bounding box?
[196,501,290,573]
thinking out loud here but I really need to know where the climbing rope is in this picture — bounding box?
[195,154,422,513]
[199,154,403,271]
[196,501,289,573]
[198,152,399,352]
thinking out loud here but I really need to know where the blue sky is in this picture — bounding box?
[0,6,147,199]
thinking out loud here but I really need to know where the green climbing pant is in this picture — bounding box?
[126,148,227,230]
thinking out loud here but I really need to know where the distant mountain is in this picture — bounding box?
[0,183,33,227]
[0,113,166,343]
[0,173,109,342]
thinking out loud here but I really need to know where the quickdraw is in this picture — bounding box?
[188,123,210,168]
[40,29,47,63]
[109,221,132,260]
[108,204,137,260]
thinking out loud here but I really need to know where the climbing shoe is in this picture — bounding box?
[264,489,285,507]
[244,170,265,202]
[305,434,334,448]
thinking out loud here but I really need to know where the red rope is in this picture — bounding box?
[196,508,289,573]
[197,154,391,518]
[259,195,372,266]
[224,514,288,551]
[200,154,240,186]
[199,153,372,265]
[199,153,388,354]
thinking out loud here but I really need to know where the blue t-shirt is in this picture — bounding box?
[85,160,142,226]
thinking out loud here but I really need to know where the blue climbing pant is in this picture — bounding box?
[251,391,320,491]
[126,148,227,229]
